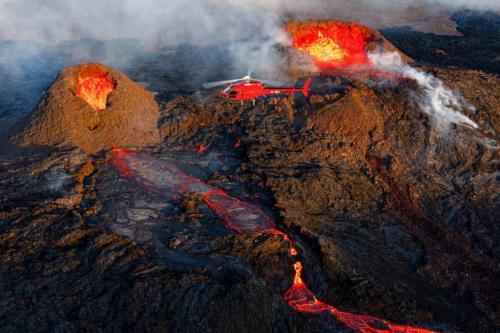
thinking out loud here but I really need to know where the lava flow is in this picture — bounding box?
[286,262,436,333]
[111,148,437,333]
[111,148,275,233]
[75,72,115,110]
[285,21,375,69]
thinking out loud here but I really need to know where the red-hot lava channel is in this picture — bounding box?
[111,148,437,333]
[76,72,115,110]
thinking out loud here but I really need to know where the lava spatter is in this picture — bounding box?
[111,149,437,333]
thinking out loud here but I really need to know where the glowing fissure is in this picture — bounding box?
[76,72,115,110]
[285,21,373,69]
[111,149,437,333]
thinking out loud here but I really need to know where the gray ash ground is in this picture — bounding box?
[0,9,499,333]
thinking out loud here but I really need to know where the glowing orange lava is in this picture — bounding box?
[285,21,374,69]
[285,262,437,333]
[76,72,115,110]
[111,149,438,333]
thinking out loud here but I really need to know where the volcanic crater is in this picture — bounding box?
[10,63,160,154]
[283,20,412,78]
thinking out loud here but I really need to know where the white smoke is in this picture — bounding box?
[0,0,498,78]
[368,51,478,130]
[1,0,499,45]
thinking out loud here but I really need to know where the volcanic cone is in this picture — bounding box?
[11,63,160,154]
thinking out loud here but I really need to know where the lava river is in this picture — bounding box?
[111,148,437,333]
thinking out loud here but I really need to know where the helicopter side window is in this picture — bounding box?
[228,91,237,98]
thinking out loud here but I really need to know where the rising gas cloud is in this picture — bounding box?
[368,51,479,130]
[1,0,497,77]
[1,0,499,45]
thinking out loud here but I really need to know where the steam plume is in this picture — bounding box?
[368,51,478,129]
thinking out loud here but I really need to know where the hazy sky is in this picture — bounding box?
[1,0,498,45]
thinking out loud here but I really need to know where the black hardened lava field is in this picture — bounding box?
[0,3,499,333]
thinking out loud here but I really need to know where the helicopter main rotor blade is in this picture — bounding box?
[203,76,289,89]
[203,78,244,89]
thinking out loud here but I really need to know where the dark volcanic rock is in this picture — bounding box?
[0,149,314,333]
[0,66,498,333]
[10,63,160,154]
[157,68,499,331]
[381,10,500,75]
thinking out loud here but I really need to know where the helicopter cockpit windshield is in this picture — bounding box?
[223,86,231,94]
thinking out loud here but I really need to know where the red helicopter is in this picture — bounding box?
[203,75,312,104]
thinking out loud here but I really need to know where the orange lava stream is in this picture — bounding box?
[285,21,373,69]
[76,72,114,110]
[111,149,438,333]
[285,262,437,333]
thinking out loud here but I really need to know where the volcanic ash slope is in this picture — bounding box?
[10,63,160,154]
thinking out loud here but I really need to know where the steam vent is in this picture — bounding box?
[11,63,160,154]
